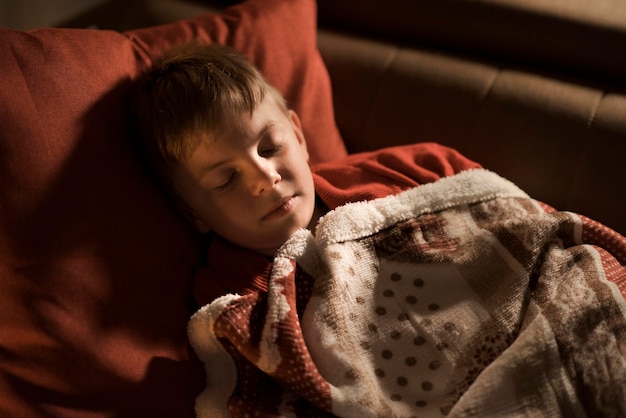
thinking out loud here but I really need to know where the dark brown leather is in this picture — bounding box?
[314,1,626,234]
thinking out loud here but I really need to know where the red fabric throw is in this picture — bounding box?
[312,142,482,210]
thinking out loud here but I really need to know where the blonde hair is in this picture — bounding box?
[131,43,286,193]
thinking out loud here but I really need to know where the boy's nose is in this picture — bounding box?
[250,160,281,195]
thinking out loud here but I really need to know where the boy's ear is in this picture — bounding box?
[288,110,309,160]
[177,202,211,233]
[194,219,212,234]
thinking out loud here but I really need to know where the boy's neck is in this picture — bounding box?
[308,198,328,235]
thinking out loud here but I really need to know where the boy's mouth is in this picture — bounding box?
[262,195,295,221]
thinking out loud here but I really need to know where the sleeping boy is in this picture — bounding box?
[131,43,626,418]
[131,43,480,307]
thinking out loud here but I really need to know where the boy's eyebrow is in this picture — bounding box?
[257,121,277,141]
[203,159,231,174]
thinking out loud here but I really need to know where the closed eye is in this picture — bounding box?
[215,171,237,191]
[259,143,283,158]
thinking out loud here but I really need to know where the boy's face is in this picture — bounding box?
[172,98,316,256]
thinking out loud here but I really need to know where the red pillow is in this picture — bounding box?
[0,1,345,417]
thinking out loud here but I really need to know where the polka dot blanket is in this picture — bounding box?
[188,168,626,417]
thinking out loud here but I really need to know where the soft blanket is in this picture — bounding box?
[188,169,626,417]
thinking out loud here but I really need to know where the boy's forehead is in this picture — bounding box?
[223,97,286,133]
[187,95,287,154]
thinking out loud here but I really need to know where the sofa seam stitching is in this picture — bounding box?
[467,67,501,153]
[565,90,605,209]
[363,45,400,145]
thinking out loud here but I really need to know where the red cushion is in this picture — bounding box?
[0,1,345,417]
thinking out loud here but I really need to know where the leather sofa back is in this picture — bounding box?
[316,0,626,235]
[317,0,626,88]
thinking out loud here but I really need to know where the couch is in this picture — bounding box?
[1,0,625,417]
